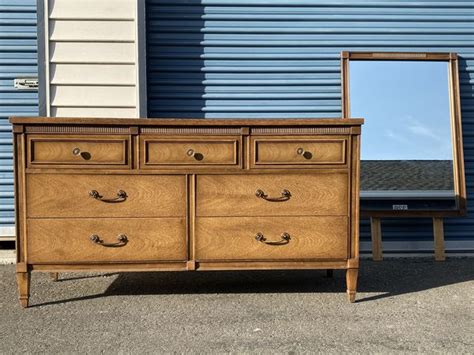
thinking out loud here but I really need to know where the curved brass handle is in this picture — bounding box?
[255,189,291,202]
[89,234,128,247]
[296,147,313,160]
[186,148,204,161]
[255,232,291,245]
[89,190,127,203]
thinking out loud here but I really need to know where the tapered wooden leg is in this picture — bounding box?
[433,217,445,261]
[16,272,30,308]
[50,272,59,282]
[370,217,383,261]
[326,269,333,278]
[346,268,358,303]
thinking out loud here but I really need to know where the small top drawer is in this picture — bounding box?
[27,135,129,168]
[251,136,347,167]
[141,136,241,168]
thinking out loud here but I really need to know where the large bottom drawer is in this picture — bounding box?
[27,218,186,263]
[195,216,348,261]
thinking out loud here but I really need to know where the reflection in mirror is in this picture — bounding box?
[349,61,455,210]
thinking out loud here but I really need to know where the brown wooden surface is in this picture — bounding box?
[10,117,364,126]
[13,117,362,306]
[196,173,348,217]
[196,260,351,271]
[195,216,348,260]
[252,137,346,166]
[370,217,383,261]
[28,260,351,272]
[27,135,129,167]
[346,268,358,303]
[27,174,186,218]
[346,52,453,61]
[31,263,188,272]
[433,217,446,261]
[349,133,361,260]
[449,57,467,215]
[188,175,196,263]
[27,218,187,263]
[142,137,240,166]
[25,167,352,176]
[16,272,30,308]
[13,132,26,265]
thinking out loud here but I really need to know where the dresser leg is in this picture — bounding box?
[370,217,383,261]
[16,272,31,308]
[433,217,446,261]
[346,268,358,303]
[50,272,59,282]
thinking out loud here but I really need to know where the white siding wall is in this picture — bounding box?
[42,0,140,118]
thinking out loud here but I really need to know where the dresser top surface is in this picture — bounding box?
[10,117,363,127]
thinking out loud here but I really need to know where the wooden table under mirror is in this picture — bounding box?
[11,117,363,307]
[341,51,466,261]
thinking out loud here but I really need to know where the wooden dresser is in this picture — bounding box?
[10,117,363,307]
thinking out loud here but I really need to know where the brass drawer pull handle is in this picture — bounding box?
[72,147,91,160]
[255,232,291,245]
[255,189,291,202]
[296,147,313,160]
[89,234,128,247]
[186,148,204,161]
[89,190,127,203]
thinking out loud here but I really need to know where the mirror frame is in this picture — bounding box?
[341,51,466,217]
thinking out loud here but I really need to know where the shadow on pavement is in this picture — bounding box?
[30,258,473,307]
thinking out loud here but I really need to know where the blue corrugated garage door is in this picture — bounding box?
[0,0,37,239]
[146,0,474,254]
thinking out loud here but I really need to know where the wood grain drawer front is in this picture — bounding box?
[197,173,348,217]
[27,218,186,263]
[195,216,348,260]
[27,135,129,167]
[252,136,346,167]
[141,137,240,168]
[27,174,186,218]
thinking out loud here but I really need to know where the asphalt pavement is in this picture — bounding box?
[0,258,472,354]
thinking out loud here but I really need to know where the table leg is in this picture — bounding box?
[346,268,358,303]
[17,272,30,308]
[370,217,383,261]
[433,217,446,261]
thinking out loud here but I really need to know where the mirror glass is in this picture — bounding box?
[349,61,455,210]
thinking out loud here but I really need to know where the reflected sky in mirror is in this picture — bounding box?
[350,61,452,160]
[350,61,454,194]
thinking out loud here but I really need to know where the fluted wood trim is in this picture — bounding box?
[25,126,131,134]
[251,127,351,135]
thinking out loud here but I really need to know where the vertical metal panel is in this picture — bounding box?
[146,0,474,253]
[0,0,38,234]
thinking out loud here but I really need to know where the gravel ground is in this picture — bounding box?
[0,258,473,354]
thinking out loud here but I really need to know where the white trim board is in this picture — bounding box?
[39,0,142,118]
[0,227,15,239]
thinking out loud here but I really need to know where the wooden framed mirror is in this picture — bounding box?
[341,52,466,218]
